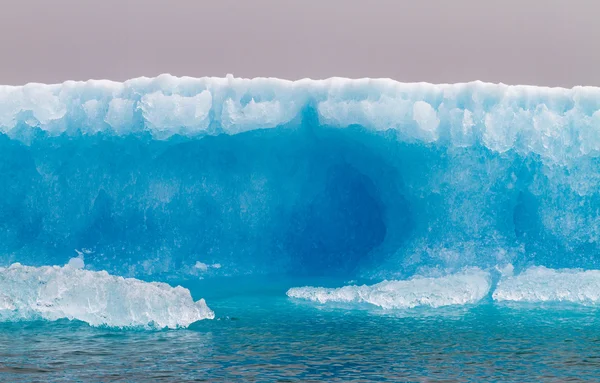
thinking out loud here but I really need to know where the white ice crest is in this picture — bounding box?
[287,268,491,309]
[0,263,214,329]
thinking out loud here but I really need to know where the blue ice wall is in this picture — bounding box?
[1,76,600,279]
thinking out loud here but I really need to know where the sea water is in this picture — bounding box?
[2,284,600,382]
[1,75,600,381]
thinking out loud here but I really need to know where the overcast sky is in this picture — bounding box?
[1,0,598,87]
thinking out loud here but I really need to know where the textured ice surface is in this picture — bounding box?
[2,75,600,162]
[2,75,600,279]
[287,268,491,309]
[0,263,214,328]
[493,266,600,305]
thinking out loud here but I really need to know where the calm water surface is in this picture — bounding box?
[2,282,600,382]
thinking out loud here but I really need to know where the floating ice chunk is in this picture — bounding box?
[493,266,600,305]
[287,268,491,309]
[0,263,214,328]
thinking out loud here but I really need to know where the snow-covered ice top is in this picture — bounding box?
[2,75,600,164]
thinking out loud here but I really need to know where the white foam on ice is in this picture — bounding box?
[287,268,491,309]
[0,263,214,329]
[1,75,599,165]
[493,266,600,305]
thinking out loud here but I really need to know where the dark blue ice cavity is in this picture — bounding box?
[0,123,408,278]
[284,162,387,275]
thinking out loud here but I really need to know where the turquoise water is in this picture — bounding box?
[2,281,600,382]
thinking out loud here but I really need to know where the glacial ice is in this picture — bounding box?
[287,268,491,309]
[2,75,600,279]
[493,266,600,305]
[1,75,599,164]
[0,263,214,328]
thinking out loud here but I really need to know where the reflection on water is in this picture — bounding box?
[2,296,600,382]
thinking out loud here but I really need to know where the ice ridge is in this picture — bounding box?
[1,75,600,164]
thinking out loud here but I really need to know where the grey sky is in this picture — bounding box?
[0,0,598,87]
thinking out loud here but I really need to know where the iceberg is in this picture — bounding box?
[0,263,214,328]
[1,75,600,281]
[287,268,491,309]
[493,266,600,305]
